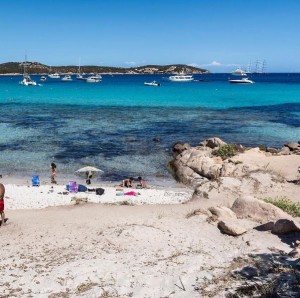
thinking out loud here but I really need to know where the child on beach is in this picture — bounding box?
[51,163,57,184]
[0,183,5,226]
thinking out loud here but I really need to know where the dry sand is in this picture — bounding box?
[1,200,292,298]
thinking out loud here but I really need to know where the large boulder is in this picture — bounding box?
[271,219,300,235]
[169,147,222,185]
[218,220,247,236]
[231,196,293,224]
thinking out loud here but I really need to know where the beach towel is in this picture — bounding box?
[69,181,78,193]
[124,191,137,196]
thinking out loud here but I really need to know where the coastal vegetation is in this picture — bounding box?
[0,62,208,75]
[212,144,237,160]
[262,197,300,217]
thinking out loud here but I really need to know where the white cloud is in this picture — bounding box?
[199,60,222,67]
[124,61,137,66]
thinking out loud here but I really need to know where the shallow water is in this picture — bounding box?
[0,73,299,182]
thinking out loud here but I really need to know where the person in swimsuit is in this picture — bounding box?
[51,163,57,184]
[120,177,134,188]
[137,176,146,188]
[0,183,5,226]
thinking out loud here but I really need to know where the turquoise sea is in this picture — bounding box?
[0,73,300,183]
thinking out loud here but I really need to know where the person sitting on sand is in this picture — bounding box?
[86,171,93,185]
[137,176,146,189]
[51,163,57,184]
[120,177,134,188]
[0,183,5,227]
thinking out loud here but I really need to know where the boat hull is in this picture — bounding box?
[229,79,254,84]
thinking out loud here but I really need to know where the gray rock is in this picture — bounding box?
[172,142,191,156]
[209,206,237,219]
[285,142,300,150]
[200,137,226,149]
[271,219,300,235]
[266,147,279,154]
[218,220,247,236]
[280,146,291,155]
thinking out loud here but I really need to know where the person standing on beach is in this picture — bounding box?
[51,163,57,184]
[0,183,5,226]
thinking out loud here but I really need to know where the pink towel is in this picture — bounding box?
[124,191,137,196]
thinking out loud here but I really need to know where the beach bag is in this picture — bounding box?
[96,188,105,195]
[78,184,88,192]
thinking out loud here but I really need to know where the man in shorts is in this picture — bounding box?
[0,183,5,226]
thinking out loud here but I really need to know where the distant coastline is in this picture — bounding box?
[0,62,209,75]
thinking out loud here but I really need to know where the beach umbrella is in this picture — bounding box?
[75,166,104,184]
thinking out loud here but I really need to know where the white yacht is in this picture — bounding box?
[144,80,160,86]
[48,72,61,79]
[19,55,37,86]
[40,76,47,81]
[85,74,102,83]
[231,68,247,76]
[229,77,254,84]
[169,72,194,82]
[62,75,72,81]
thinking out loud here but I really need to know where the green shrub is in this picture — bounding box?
[262,197,300,217]
[212,144,237,160]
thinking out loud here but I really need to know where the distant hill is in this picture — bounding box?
[0,62,208,75]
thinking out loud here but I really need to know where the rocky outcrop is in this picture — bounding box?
[199,137,226,149]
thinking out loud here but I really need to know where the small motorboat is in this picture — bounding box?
[48,72,61,79]
[85,74,102,83]
[144,81,160,86]
[40,76,47,81]
[76,74,85,80]
[62,75,72,81]
[229,77,254,84]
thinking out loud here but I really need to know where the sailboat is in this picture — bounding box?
[19,54,37,86]
[76,59,85,80]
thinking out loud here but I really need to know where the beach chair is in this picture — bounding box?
[69,181,78,193]
[32,175,40,187]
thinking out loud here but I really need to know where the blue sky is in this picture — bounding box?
[0,0,299,72]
